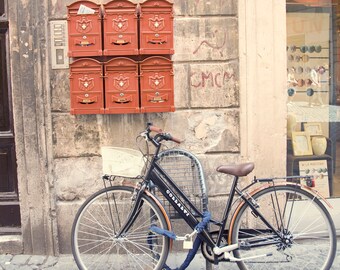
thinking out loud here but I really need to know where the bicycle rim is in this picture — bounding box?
[71,185,169,270]
[231,185,336,270]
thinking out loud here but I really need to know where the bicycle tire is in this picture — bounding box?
[231,185,336,270]
[71,185,170,270]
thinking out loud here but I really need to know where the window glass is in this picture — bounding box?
[286,0,340,198]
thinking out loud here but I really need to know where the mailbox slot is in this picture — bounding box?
[103,0,138,56]
[70,58,104,114]
[140,56,174,113]
[104,57,140,114]
[67,0,103,57]
[139,0,174,55]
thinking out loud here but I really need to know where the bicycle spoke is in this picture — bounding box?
[72,186,169,270]
[232,186,336,270]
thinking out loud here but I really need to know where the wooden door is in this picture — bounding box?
[0,4,21,229]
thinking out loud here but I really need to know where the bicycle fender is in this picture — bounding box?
[228,182,332,245]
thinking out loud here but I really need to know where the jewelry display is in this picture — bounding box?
[288,88,295,96]
[306,88,314,96]
[300,45,308,53]
[297,78,305,87]
[287,44,329,106]
[297,66,303,74]
[315,45,322,53]
[308,45,315,53]
[305,78,312,86]
[304,67,311,74]
[286,44,323,53]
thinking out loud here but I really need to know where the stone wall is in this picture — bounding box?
[50,0,240,253]
[7,0,288,256]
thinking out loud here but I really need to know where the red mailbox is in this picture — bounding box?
[139,0,174,55]
[103,0,138,56]
[104,57,140,114]
[67,0,103,57]
[140,56,174,113]
[69,58,104,114]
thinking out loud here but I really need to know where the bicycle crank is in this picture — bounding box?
[201,230,228,263]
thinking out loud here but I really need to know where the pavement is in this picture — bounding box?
[1,250,340,270]
[0,253,216,270]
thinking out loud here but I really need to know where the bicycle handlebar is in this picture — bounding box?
[147,124,182,144]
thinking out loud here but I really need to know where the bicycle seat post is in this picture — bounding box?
[216,174,239,247]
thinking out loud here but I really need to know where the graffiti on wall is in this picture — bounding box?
[190,69,235,89]
[193,30,227,57]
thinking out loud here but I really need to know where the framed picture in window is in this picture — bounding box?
[292,131,313,156]
[303,122,322,136]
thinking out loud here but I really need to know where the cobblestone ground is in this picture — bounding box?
[0,248,339,270]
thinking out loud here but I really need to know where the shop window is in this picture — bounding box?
[286,0,340,198]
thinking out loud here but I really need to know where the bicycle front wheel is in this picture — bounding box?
[231,185,336,270]
[71,185,170,270]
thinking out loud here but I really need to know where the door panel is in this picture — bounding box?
[0,138,17,195]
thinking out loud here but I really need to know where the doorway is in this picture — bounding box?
[0,0,20,232]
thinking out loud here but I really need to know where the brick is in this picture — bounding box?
[54,156,102,201]
[174,64,190,109]
[173,17,238,62]
[190,61,239,108]
[197,153,240,196]
[42,256,58,268]
[161,109,240,154]
[10,255,30,265]
[56,202,82,254]
[52,114,100,158]
[51,70,70,112]
[0,255,13,264]
[174,0,237,16]
[27,256,45,266]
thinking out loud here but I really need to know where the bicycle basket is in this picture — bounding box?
[101,147,145,178]
[155,149,208,219]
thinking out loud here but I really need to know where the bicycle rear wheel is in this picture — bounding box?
[71,185,170,270]
[231,185,336,270]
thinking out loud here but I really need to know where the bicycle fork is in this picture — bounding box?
[115,183,146,237]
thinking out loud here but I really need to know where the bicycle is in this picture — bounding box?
[71,123,337,270]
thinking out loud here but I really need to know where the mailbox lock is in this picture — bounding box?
[119,34,123,38]
[83,36,87,39]
[120,93,125,97]
[155,92,160,96]
[84,93,89,98]
[155,33,159,38]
